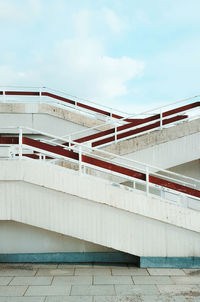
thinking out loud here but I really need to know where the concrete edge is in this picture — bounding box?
[140,257,200,268]
[0,252,139,264]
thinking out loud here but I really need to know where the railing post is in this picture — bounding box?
[68,135,71,150]
[79,146,82,175]
[2,90,5,103]
[160,108,163,130]
[146,166,149,195]
[39,87,42,104]
[18,127,23,159]
[75,99,78,109]
[114,124,117,143]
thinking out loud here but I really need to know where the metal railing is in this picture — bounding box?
[1,126,200,210]
[0,86,131,122]
[50,94,200,148]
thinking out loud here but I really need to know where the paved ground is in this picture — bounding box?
[0,263,199,301]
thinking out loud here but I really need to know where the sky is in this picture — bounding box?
[0,0,200,112]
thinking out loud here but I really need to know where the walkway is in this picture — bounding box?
[0,264,199,301]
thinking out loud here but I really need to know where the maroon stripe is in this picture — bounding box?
[5,91,40,96]
[0,137,19,144]
[0,136,199,198]
[150,175,200,198]
[76,102,200,146]
[163,102,200,117]
[42,92,75,105]
[22,137,79,160]
[92,115,187,147]
[82,155,146,180]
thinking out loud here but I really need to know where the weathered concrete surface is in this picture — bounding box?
[102,118,200,156]
[0,103,113,132]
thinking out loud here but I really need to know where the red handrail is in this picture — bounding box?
[1,136,199,198]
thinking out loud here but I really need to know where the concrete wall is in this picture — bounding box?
[0,221,113,253]
[118,132,200,170]
[168,160,200,180]
[0,160,200,257]
[0,113,88,137]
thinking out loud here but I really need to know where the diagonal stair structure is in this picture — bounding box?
[0,87,200,267]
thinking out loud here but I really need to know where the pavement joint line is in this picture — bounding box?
[22,285,29,296]
[50,276,54,285]
[92,275,94,285]
[7,276,15,286]
[155,283,161,294]
[69,284,72,296]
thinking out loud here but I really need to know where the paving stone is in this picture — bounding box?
[52,276,92,285]
[71,285,115,296]
[93,296,196,302]
[45,297,92,302]
[183,269,200,276]
[0,277,13,285]
[112,269,149,276]
[23,264,58,269]
[132,276,173,284]
[0,269,36,277]
[94,264,128,269]
[0,264,27,269]
[171,276,200,284]
[25,286,71,296]
[10,276,53,286]
[147,269,185,276]
[157,284,200,294]
[140,295,196,302]
[75,268,111,275]
[0,286,28,296]
[57,265,77,269]
[0,298,45,302]
[58,264,93,269]
[94,276,133,285]
[115,285,159,296]
[36,269,74,276]
[94,297,143,302]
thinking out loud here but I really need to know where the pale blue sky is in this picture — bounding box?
[0,0,200,112]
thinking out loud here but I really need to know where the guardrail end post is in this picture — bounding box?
[39,87,42,104]
[114,124,117,143]
[18,127,23,159]
[160,109,163,130]
[146,166,149,196]
[79,146,82,175]
[2,90,5,103]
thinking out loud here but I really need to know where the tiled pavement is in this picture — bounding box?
[0,264,199,301]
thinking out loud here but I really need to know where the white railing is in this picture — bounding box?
[49,94,200,147]
[1,126,200,210]
[0,86,130,122]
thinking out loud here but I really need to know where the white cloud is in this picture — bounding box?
[47,35,144,101]
[0,0,41,23]
[0,7,145,106]
[104,9,125,33]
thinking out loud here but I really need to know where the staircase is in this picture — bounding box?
[0,88,200,266]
